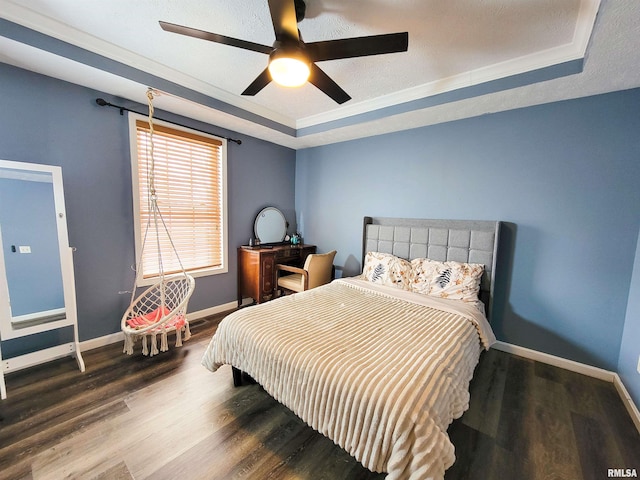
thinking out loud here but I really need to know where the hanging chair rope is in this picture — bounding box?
[121,88,195,356]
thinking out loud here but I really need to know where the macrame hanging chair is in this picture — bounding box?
[122,89,196,356]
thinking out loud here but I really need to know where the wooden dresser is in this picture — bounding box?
[237,244,316,306]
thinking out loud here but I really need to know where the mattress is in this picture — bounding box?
[202,278,495,479]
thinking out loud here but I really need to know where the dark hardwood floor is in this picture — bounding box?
[1,312,638,479]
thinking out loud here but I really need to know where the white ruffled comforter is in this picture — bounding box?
[202,278,495,480]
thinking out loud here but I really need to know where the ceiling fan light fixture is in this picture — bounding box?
[268,48,310,88]
[160,0,407,103]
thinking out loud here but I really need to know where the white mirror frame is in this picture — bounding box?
[0,159,84,399]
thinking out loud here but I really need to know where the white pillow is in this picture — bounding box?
[362,252,412,290]
[410,258,484,302]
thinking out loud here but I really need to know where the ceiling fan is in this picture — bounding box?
[159,0,408,104]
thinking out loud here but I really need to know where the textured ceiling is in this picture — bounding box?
[1,0,639,149]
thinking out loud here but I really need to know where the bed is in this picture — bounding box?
[202,217,500,479]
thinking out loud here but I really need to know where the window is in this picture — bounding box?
[129,113,227,283]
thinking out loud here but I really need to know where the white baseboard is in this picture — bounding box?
[186,300,238,321]
[81,331,125,352]
[613,373,640,433]
[492,341,616,381]
[492,341,640,432]
[79,300,237,352]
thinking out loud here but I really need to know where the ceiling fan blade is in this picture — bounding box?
[268,0,300,41]
[241,68,273,96]
[308,64,351,104]
[159,21,273,55]
[306,32,408,62]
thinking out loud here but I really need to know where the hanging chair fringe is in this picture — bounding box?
[124,326,191,356]
[150,333,159,356]
[123,334,134,355]
[160,331,168,352]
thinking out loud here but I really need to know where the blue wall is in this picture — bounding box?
[2,62,639,404]
[296,88,640,372]
[619,226,640,406]
[0,63,296,351]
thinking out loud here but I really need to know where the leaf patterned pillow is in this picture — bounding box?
[362,252,412,290]
[411,258,484,301]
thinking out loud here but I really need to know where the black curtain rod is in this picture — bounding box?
[95,98,242,145]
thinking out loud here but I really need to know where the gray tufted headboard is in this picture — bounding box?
[362,217,501,322]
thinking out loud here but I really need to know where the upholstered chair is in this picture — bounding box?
[277,250,337,294]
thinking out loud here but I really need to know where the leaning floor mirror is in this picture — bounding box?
[0,159,84,399]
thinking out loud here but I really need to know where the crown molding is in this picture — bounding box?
[0,0,296,129]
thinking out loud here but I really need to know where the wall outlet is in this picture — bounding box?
[18,245,31,254]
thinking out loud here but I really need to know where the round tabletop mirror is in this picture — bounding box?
[254,207,287,244]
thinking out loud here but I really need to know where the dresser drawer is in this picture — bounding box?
[261,255,275,295]
[276,247,300,263]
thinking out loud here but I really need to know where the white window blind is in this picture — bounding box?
[132,117,227,280]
